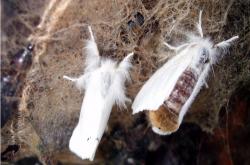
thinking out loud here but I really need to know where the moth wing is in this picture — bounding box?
[132,49,193,114]
[111,53,134,108]
[69,70,113,161]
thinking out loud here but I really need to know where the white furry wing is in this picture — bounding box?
[69,54,133,161]
[111,53,134,108]
[132,49,194,114]
[69,70,113,161]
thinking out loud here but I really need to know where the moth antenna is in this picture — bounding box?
[84,26,100,72]
[164,42,189,52]
[214,36,239,50]
[210,36,239,64]
[196,10,203,38]
[88,26,95,41]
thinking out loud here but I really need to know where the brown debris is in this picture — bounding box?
[1,0,250,164]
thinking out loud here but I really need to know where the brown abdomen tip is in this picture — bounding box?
[149,105,179,133]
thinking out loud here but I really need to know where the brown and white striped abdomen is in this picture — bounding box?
[149,67,199,132]
[164,68,198,116]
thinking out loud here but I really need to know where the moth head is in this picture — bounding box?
[189,43,212,67]
[198,47,210,64]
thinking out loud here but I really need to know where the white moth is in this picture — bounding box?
[64,26,133,161]
[132,11,239,135]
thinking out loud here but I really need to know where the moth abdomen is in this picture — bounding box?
[165,68,198,115]
[149,67,200,134]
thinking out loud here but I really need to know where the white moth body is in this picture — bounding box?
[132,11,238,135]
[64,26,133,160]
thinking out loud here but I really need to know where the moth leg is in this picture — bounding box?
[63,75,78,82]
[164,42,189,52]
[204,81,209,88]
[63,74,86,90]
[196,10,203,38]
[119,52,134,69]
[117,52,134,79]
[125,97,132,104]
